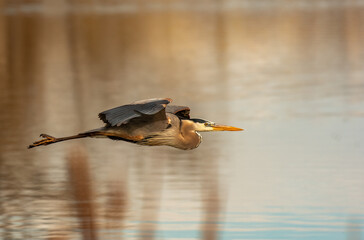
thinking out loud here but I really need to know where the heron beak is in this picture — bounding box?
[212,124,243,131]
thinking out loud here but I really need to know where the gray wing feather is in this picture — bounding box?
[99,98,171,126]
[166,105,190,119]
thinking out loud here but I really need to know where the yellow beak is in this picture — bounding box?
[212,125,244,131]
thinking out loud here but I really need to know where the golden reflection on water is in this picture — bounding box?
[0,1,364,240]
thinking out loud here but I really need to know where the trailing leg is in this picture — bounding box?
[28,133,89,149]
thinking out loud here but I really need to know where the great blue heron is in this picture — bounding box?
[28,98,243,150]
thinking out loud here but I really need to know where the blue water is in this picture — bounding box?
[119,210,364,239]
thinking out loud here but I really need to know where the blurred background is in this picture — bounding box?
[0,0,364,239]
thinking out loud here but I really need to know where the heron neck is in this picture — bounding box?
[180,120,202,150]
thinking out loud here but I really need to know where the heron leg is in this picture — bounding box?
[28,134,57,148]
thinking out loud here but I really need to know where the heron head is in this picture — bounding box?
[190,118,243,132]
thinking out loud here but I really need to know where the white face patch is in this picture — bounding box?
[205,121,215,127]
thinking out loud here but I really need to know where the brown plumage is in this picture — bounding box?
[28,98,243,150]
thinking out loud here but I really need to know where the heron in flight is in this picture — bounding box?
[28,98,243,150]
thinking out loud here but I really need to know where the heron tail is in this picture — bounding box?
[28,133,91,149]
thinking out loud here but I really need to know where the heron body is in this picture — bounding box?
[29,98,243,150]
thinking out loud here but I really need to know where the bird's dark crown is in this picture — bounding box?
[190,118,208,123]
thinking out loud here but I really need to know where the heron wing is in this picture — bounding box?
[166,105,190,119]
[99,98,171,126]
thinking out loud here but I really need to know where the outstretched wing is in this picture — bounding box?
[99,98,172,127]
[166,105,190,119]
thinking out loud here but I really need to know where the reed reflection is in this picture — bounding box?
[66,148,97,240]
[103,180,127,238]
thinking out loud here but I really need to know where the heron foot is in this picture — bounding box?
[39,133,55,139]
[28,134,57,148]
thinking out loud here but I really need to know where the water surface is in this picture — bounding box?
[0,1,363,239]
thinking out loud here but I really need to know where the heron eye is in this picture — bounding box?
[204,122,209,126]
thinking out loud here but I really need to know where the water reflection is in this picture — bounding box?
[67,148,97,240]
[0,0,364,239]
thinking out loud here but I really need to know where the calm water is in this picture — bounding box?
[0,1,364,239]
